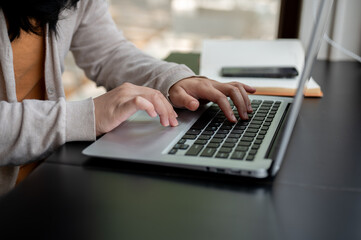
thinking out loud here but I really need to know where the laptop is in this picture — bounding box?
[83,0,333,178]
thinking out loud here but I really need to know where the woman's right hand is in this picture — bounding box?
[93,82,178,136]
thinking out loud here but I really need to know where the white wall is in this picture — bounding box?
[299,0,361,61]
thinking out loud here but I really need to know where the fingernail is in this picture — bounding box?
[243,112,249,119]
[163,119,169,127]
[151,110,158,117]
[230,113,237,122]
[248,104,253,112]
[171,118,179,127]
[190,101,198,110]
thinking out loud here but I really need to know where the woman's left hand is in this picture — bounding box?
[168,77,256,122]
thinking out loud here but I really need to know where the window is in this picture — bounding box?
[64,0,281,100]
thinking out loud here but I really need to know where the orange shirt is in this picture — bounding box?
[12,29,46,101]
[11,28,46,183]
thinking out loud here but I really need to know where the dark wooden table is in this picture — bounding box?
[1,60,360,240]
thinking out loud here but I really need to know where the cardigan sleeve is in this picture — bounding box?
[70,0,195,97]
[0,98,95,166]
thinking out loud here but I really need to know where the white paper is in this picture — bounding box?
[200,39,319,90]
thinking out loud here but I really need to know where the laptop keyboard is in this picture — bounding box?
[168,99,281,161]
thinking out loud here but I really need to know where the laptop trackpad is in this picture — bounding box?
[97,110,197,155]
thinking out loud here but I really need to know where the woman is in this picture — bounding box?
[0,0,255,194]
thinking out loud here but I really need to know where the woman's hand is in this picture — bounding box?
[93,82,178,136]
[169,77,256,122]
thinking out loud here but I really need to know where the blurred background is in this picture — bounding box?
[63,0,281,100]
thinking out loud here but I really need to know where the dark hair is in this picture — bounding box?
[1,0,80,42]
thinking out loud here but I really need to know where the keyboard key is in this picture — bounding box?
[183,134,197,140]
[251,144,260,150]
[179,144,189,150]
[209,122,222,127]
[231,151,245,160]
[237,121,249,126]
[246,155,255,161]
[246,128,258,133]
[178,139,186,144]
[255,113,267,117]
[231,129,244,134]
[222,142,235,148]
[185,144,204,156]
[254,139,263,144]
[238,141,251,147]
[259,130,267,135]
[220,125,232,130]
[210,138,223,143]
[253,117,265,121]
[207,143,220,148]
[216,152,229,158]
[217,129,230,134]
[244,132,256,138]
[249,149,257,155]
[261,126,269,131]
[219,147,232,153]
[202,130,214,135]
[241,137,253,142]
[206,126,218,131]
[214,134,227,139]
[233,125,247,130]
[235,146,248,152]
[225,138,238,143]
[191,111,216,130]
[201,148,217,157]
[194,139,207,145]
[223,121,236,126]
[186,129,201,135]
[256,135,265,140]
[169,149,177,154]
[198,135,211,140]
[248,124,261,129]
[251,120,263,125]
[213,117,225,123]
[228,133,241,138]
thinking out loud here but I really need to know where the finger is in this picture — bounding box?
[239,85,253,113]
[216,83,249,120]
[241,83,256,93]
[116,96,157,123]
[197,85,236,122]
[230,82,253,113]
[159,94,179,127]
[169,86,200,111]
[146,91,175,127]
[137,97,158,117]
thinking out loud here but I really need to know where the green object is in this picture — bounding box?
[164,52,201,75]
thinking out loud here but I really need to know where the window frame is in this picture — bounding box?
[278,0,303,38]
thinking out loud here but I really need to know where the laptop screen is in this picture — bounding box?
[271,0,334,176]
